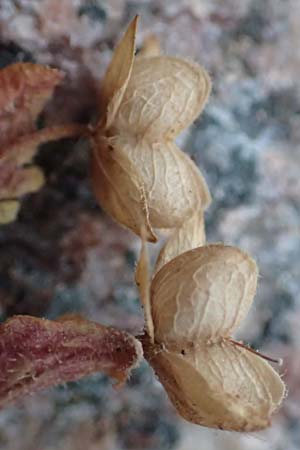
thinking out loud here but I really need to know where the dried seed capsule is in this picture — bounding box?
[92,17,212,239]
[112,56,211,140]
[100,16,138,129]
[144,336,284,432]
[92,133,210,236]
[91,135,156,242]
[138,243,285,430]
[151,244,258,346]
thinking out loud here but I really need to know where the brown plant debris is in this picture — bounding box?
[0,63,63,145]
[0,63,87,224]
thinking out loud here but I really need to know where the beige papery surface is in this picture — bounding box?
[91,16,211,241]
[137,243,285,431]
[154,211,206,274]
[91,16,285,432]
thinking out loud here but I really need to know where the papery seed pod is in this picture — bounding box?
[138,243,285,430]
[151,244,258,346]
[92,133,210,236]
[91,17,212,240]
[91,135,156,242]
[112,56,211,140]
[143,336,284,432]
[154,211,205,274]
[100,16,138,129]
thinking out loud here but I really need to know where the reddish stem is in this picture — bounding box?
[228,338,283,365]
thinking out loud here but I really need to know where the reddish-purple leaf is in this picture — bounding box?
[0,315,143,408]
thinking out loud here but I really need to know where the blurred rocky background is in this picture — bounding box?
[0,0,299,449]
